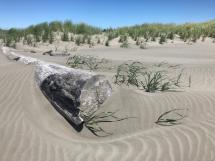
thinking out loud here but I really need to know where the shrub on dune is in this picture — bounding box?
[159,34,167,44]
[62,32,69,41]
[151,36,156,41]
[119,34,128,43]
[167,32,174,40]
[120,40,129,48]
[105,40,109,46]
[87,36,91,44]
[49,32,54,44]
[135,38,141,45]
[75,36,82,46]
[140,42,147,49]
[97,38,101,44]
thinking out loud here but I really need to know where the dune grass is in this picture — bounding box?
[1,20,215,47]
[67,55,107,71]
[82,110,131,137]
[114,61,144,87]
[113,20,215,43]
[0,21,101,47]
[140,42,147,49]
[140,68,184,92]
[114,61,185,92]
[120,40,129,48]
[140,71,169,92]
[105,40,109,46]
[155,108,188,126]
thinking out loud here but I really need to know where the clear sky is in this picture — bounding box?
[0,0,214,29]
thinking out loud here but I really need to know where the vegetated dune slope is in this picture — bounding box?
[1,42,215,161]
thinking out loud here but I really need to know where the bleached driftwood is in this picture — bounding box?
[2,47,112,128]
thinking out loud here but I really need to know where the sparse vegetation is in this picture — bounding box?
[97,38,101,44]
[70,35,74,42]
[140,64,184,92]
[151,36,156,41]
[1,20,215,47]
[140,71,171,92]
[0,21,101,46]
[62,32,69,41]
[114,61,185,92]
[108,20,215,44]
[155,109,188,126]
[66,55,107,71]
[87,36,91,44]
[80,87,134,137]
[120,40,129,48]
[82,110,131,137]
[135,38,141,45]
[119,34,128,43]
[105,40,109,46]
[75,36,82,46]
[159,34,167,44]
[140,42,147,49]
[114,61,144,87]
[167,32,174,40]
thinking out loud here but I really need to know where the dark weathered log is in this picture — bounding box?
[49,52,70,57]
[35,63,112,129]
[43,50,53,55]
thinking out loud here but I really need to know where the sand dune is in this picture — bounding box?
[1,42,215,161]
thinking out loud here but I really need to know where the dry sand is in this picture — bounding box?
[1,40,215,161]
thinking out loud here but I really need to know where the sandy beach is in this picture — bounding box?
[1,39,215,161]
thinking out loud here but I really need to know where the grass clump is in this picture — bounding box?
[167,32,174,40]
[119,34,128,42]
[97,38,101,44]
[81,110,131,137]
[159,34,167,44]
[120,40,129,48]
[62,32,69,41]
[67,55,107,71]
[114,61,144,87]
[140,71,168,92]
[135,38,141,45]
[114,61,185,92]
[49,32,54,44]
[75,36,82,46]
[140,64,184,92]
[119,34,129,48]
[140,42,147,49]
[105,40,109,46]
[155,109,188,126]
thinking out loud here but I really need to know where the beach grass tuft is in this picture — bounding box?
[155,108,188,126]
[82,110,131,137]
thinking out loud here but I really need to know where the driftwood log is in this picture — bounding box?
[35,63,112,129]
[43,50,70,57]
[42,50,53,55]
[2,47,112,130]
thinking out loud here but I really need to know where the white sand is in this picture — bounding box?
[1,40,215,161]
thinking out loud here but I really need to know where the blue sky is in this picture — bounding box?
[0,0,214,29]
